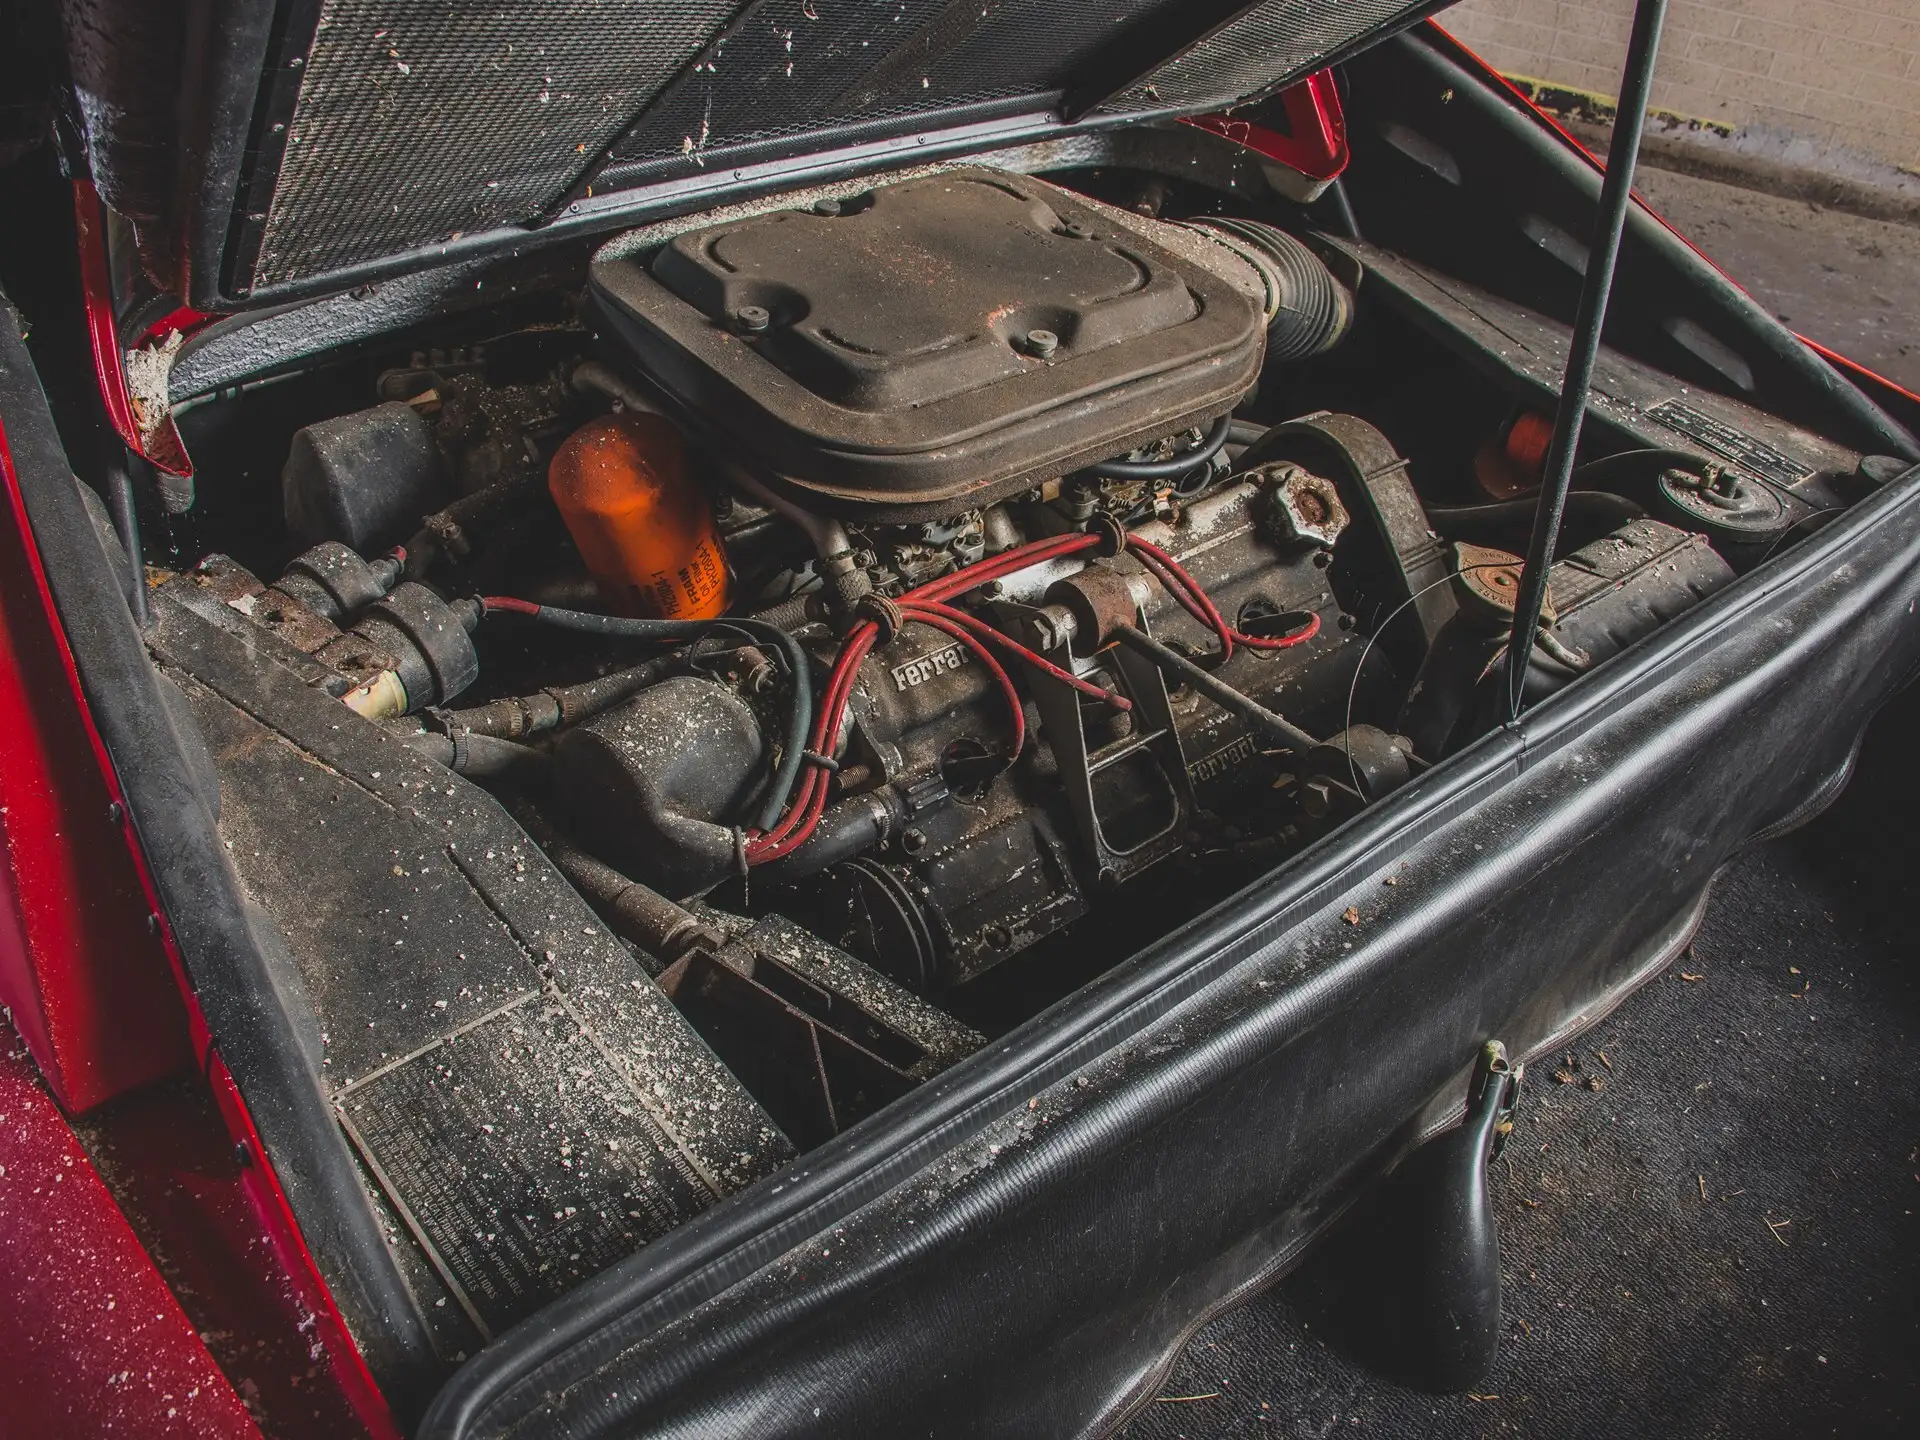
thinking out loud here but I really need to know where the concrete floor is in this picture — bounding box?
[1634,168,1920,393]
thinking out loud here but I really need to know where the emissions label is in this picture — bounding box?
[335,993,716,1339]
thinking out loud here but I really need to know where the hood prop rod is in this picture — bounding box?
[1505,0,1670,721]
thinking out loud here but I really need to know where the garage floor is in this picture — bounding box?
[1633,168,1920,395]
[1123,170,1920,1440]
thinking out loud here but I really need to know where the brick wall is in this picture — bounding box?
[1438,0,1920,175]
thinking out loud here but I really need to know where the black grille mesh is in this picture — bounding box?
[599,0,1170,179]
[247,0,1432,291]
[255,0,739,287]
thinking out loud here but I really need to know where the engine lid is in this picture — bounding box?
[49,0,1447,309]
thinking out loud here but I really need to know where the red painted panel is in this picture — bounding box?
[72,182,194,479]
[0,1013,260,1438]
[72,1068,389,1440]
[0,386,400,1436]
[1182,70,1349,183]
[0,421,194,1113]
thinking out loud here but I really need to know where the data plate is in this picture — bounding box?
[1641,400,1818,488]
[336,992,722,1339]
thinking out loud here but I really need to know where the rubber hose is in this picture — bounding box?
[1424,490,1646,543]
[399,730,552,783]
[1567,447,1717,488]
[435,656,677,740]
[1184,218,1355,363]
[1091,414,1233,481]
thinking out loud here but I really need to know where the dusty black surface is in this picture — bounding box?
[1123,681,1920,1438]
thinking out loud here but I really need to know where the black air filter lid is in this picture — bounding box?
[587,169,1264,519]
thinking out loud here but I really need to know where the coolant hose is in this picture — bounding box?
[1424,490,1645,543]
[399,729,552,784]
[1090,414,1233,481]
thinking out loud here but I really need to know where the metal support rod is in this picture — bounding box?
[105,455,149,630]
[1113,625,1319,753]
[1505,0,1669,720]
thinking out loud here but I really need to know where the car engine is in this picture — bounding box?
[146,160,1869,1353]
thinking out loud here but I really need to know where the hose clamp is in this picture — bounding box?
[853,593,905,644]
[1086,512,1128,557]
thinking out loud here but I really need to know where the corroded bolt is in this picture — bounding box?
[1022,329,1059,359]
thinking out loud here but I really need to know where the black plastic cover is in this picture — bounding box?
[588,169,1264,519]
[283,400,449,552]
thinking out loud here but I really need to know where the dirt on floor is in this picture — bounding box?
[1633,168,1920,394]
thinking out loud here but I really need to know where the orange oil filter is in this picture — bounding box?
[1472,409,1555,500]
[547,409,731,620]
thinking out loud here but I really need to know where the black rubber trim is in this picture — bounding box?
[0,293,442,1417]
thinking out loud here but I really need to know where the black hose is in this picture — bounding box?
[1424,490,1645,543]
[1568,446,1716,488]
[483,603,811,833]
[758,790,907,885]
[399,730,553,784]
[1090,415,1233,481]
[434,656,677,740]
[1182,218,1355,362]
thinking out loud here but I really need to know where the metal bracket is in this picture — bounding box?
[1001,599,1193,888]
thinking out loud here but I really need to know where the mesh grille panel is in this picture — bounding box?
[255,0,739,287]
[245,0,1434,292]
[603,0,1168,171]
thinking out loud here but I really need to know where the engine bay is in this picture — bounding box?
[139,158,1882,1360]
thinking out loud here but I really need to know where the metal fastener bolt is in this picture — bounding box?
[1023,329,1059,359]
[733,305,772,334]
[812,198,842,216]
[901,828,928,856]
